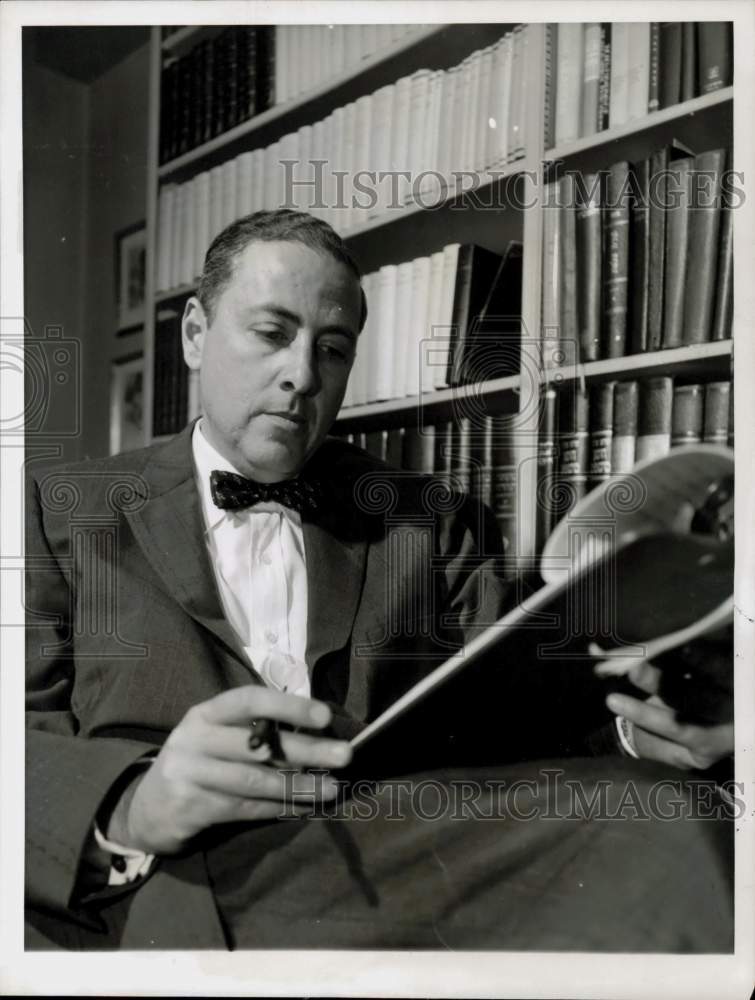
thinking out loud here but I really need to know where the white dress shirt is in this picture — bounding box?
[97,420,312,885]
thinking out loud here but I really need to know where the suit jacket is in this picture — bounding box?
[25,421,612,948]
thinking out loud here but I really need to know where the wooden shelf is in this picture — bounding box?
[545,88,733,163]
[158,25,446,180]
[336,374,521,431]
[540,341,733,387]
[161,25,224,56]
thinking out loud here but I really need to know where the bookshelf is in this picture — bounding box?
[141,20,735,574]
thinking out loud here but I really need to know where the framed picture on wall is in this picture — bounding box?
[110,352,144,454]
[115,222,146,332]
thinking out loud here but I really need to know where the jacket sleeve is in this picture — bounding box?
[25,473,158,924]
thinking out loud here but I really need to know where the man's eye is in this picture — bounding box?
[254,327,287,342]
[319,341,352,362]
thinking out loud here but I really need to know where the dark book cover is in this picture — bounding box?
[588,381,615,489]
[224,28,241,129]
[648,23,661,112]
[470,417,493,507]
[575,172,602,362]
[202,35,216,145]
[711,183,734,342]
[543,23,558,150]
[682,148,726,344]
[597,23,612,132]
[365,430,387,462]
[434,422,454,487]
[240,27,259,121]
[490,414,518,575]
[465,241,523,383]
[447,244,505,387]
[681,21,697,102]
[703,381,731,445]
[385,427,405,468]
[559,173,579,359]
[159,59,178,163]
[257,26,276,111]
[403,426,435,474]
[659,23,682,109]
[636,376,673,461]
[190,41,208,150]
[671,383,704,445]
[602,161,631,359]
[211,31,229,138]
[662,156,693,348]
[557,385,589,516]
[535,388,558,553]
[612,379,639,473]
[628,158,650,353]
[177,55,193,156]
[452,418,473,493]
[697,22,733,93]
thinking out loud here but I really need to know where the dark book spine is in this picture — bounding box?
[434,422,454,488]
[682,148,726,344]
[697,22,733,93]
[535,388,558,552]
[225,29,241,129]
[490,415,518,574]
[711,198,733,341]
[636,376,673,461]
[628,159,650,354]
[662,157,693,348]
[603,162,630,359]
[365,430,387,462]
[403,426,435,473]
[588,381,615,490]
[448,245,474,387]
[648,23,661,112]
[177,55,193,156]
[659,23,682,109]
[612,380,638,473]
[241,28,258,121]
[557,386,589,516]
[159,60,176,163]
[257,26,275,112]
[386,427,405,468]
[703,381,731,444]
[597,23,611,131]
[543,23,557,150]
[202,38,216,144]
[211,32,228,137]
[452,418,473,493]
[471,417,493,507]
[671,383,704,446]
[559,174,578,358]
[191,42,207,150]
[681,21,697,102]
[576,172,602,362]
[728,382,734,448]
[647,148,669,350]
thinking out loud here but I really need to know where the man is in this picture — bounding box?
[25,210,734,951]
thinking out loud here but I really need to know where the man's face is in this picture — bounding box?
[183,239,362,482]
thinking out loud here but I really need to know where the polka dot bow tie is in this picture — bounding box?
[210,469,323,515]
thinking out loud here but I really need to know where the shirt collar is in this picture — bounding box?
[191,419,301,530]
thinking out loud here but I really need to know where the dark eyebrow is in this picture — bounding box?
[245,305,357,342]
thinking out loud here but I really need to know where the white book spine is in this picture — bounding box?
[626,22,651,122]
[436,67,456,188]
[221,159,237,229]
[194,171,210,280]
[289,25,301,100]
[236,152,254,217]
[264,141,280,210]
[363,271,382,404]
[332,25,346,77]
[296,124,314,214]
[352,95,372,230]
[610,24,630,128]
[487,38,506,167]
[426,250,446,393]
[419,71,443,199]
[209,165,224,242]
[465,49,483,172]
[156,185,175,293]
[169,183,184,291]
[435,243,460,389]
[351,271,376,405]
[475,46,494,172]
[251,149,265,213]
[330,107,346,233]
[275,27,288,105]
[392,261,414,398]
[180,177,196,287]
[407,256,432,398]
[321,114,334,227]
[390,75,412,207]
[369,85,395,219]
[278,131,299,210]
[499,33,513,164]
[541,181,561,369]
[375,265,398,400]
[581,22,602,137]
[361,24,379,58]
[309,119,326,220]
[555,23,584,145]
[340,104,356,232]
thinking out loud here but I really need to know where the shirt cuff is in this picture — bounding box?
[615,715,640,759]
[93,822,155,886]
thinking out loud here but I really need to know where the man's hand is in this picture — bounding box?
[105,686,353,855]
[601,658,734,771]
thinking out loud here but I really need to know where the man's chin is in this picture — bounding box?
[238,441,311,483]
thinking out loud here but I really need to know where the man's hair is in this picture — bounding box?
[197,209,368,330]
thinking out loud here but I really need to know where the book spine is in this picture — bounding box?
[558,174,579,358]
[543,24,557,150]
[626,22,650,122]
[597,23,612,132]
[474,416,494,509]
[211,32,228,138]
[190,42,206,150]
[581,23,601,137]
[386,427,405,469]
[659,22,682,108]
[661,157,693,348]
[648,23,661,112]
[491,414,518,574]
[588,381,615,490]
[628,159,650,353]
[703,381,731,444]
[636,376,673,461]
[681,21,697,102]
[177,55,193,154]
[434,422,455,489]
[603,162,630,359]
[671,383,704,446]
[682,148,726,344]
[609,23,630,128]
[612,380,638,473]
[697,22,733,93]
[452,418,473,494]
[536,388,558,552]
[541,182,562,368]
[647,147,669,350]
[711,200,733,342]
[202,38,215,144]
[240,28,257,121]
[576,172,602,362]
[557,386,590,515]
[555,23,583,145]
[375,264,398,401]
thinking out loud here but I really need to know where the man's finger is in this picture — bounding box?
[190,757,341,801]
[199,725,352,769]
[625,659,661,695]
[196,685,332,730]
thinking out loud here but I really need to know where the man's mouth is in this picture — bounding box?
[266,411,307,428]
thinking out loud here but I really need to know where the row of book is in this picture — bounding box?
[156,24,535,290]
[547,21,733,148]
[342,241,522,409]
[535,376,733,549]
[161,27,275,163]
[541,144,734,365]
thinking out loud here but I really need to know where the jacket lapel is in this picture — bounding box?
[125,424,256,676]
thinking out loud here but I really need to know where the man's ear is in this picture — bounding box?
[182,296,208,371]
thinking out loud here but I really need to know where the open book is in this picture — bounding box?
[351,445,734,752]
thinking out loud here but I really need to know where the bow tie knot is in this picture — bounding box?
[210,469,322,515]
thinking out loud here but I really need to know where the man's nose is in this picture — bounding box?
[279,338,320,396]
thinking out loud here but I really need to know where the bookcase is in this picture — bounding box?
[141,20,734,576]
